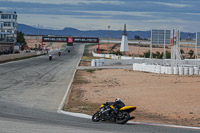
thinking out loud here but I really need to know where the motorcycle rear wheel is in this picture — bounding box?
[115,111,130,124]
[92,111,101,122]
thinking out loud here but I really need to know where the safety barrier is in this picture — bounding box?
[184,67,189,75]
[178,67,184,75]
[194,67,199,75]
[92,51,133,60]
[133,63,200,76]
[174,67,178,75]
[189,67,194,75]
[91,59,105,67]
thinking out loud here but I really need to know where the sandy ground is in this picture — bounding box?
[64,69,200,127]
[64,43,200,127]
[26,38,65,49]
[90,43,198,58]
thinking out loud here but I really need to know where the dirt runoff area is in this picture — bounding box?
[64,68,200,127]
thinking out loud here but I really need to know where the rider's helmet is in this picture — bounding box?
[115,98,121,102]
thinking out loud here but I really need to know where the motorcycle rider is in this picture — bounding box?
[49,54,52,61]
[58,51,61,56]
[113,98,125,114]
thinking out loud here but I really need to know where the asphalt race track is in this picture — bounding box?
[0,44,199,133]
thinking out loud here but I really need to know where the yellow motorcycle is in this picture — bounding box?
[92,102,136,124]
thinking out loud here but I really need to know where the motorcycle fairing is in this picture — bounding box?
[119,106,136,113]
[100,104,114,109]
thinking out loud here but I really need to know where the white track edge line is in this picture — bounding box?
[59,110,92,119]
[128,121,200,130]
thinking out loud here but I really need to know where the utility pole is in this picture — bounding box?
[150,30,152,58]
[163,30,166,59]
[37,24,41,50]
[108,26,110,44]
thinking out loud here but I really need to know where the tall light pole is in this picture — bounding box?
[163,30,166,59]
[108,26,110,44]
[37,24,42,50]
[150,30,152,58]
[195,32,199,59]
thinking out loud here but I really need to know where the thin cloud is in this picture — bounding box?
[1,0,200,32]
[5,0,124,5]
[154,2,191,8]
[79,11,153,17]
[185,13,200,16]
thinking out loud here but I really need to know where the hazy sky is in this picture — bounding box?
[1,0,200,32]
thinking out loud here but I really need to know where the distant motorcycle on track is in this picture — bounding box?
[58,51,61,56]
[49,54,52,61]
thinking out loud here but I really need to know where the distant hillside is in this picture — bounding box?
[17,24,196,40]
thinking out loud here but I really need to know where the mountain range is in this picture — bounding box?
[17,24,196,40]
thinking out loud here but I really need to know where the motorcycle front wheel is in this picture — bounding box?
[115,111,130,124]
[92,111,101,122]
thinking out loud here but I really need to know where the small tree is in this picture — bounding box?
[17,31,27,50]
[38,44,41,50]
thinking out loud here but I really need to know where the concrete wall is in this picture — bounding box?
[104,58,200,66]
[0,51,44,62]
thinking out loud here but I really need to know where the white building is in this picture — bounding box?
[0,11,17,53]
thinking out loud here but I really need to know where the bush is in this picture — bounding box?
[144,50,150,58]
[110,50,123,56]
[166,51,171,59]
[188,49,194,59]
[87,69,96,73]
[180,49,184,54]
[143,50,171,59]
